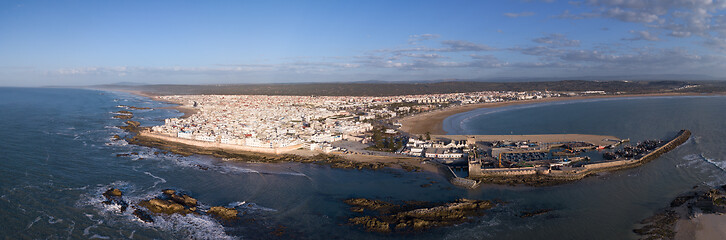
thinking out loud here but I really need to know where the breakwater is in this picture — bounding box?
[471,130,691,186]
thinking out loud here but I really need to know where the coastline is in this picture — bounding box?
[635,185,726,240]
[126,128,439,174]
[117,89,199,118]
[113,89,696,187]
[398,92,713,135]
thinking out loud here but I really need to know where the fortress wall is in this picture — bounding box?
[139,131,302,154]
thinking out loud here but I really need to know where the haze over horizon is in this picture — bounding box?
[2,0,726,87]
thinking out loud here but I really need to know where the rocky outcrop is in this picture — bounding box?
[103,189,242,223]
[344,198,395,214]
[138,189,199,215]
[634,185,726,240]
[118,105,151,110]
[101,188,128,212]
[118,120,142,133]
[207,206,239,220]
[133,209,154,223]
[139,198,193,215]
[113,110,134,119]
[520,209,552,218]
[345,198,494,233]
[162,189,198,208]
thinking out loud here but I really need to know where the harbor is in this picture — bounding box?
[398,131,690,186]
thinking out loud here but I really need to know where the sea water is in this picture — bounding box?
[1,88,724,239]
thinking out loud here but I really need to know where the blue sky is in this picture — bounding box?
[1,0,726,86]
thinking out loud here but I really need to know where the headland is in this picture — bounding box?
[105,82,706,188]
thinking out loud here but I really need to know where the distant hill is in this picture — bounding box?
[95,80,726,96]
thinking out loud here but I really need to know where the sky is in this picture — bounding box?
[1,0,726,86]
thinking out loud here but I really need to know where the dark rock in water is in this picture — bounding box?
[345,198,494,233]
[344,198,396,214]
[162,189,198,207]
[116,153,130,157]
[118,120,142,132]
[104,188,122,197]
[118,105,150,110]
[348,216,391,233]
[112,135,122,141]
[635,186,726,239]
[520,209,552,218]
[137,189,200,215]
[162,189,176,195]
[113,114,133,119]
[102,188,128,212]
[133,209,154,223]
[670,194,696,207]
[139,198,192,215]
[208,206,239,220]
[196,164,209,170]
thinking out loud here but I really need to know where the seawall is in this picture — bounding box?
[470,129,691,185]
[138,131,303,155]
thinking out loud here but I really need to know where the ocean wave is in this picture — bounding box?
[228,201,277,212]
[144,172,167,189]
[26,216,42,230]
[679,153,726,186]
[701,154,726,173]
[79,183,239,240]
[48,216,63,225]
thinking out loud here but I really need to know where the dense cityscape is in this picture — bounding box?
[149,91,563,153]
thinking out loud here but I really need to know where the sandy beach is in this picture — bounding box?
[398,92,709,135]
[675,213,726,240]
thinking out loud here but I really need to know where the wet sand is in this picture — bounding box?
[398,93,708,135]
[675,214,726,240]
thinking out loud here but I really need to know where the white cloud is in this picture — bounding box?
[622,30,660,41]
[555,0,726,50]
[504,12,535,18]
[533,33,581,46]
[408,34,440,44]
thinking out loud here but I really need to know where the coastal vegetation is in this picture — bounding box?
[365,127,406,152]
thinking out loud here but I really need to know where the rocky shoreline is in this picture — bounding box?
[114,116,426,172]
[634,185,726,240]
[344,198,495,233]
[101,188,238,223]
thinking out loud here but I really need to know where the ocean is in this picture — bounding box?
[1,88,724,239]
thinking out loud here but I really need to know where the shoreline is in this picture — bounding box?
[398,92,717,135]
[635,185,726,240]
[115,89,199,118]
[114,89,698,187]
[126,128,440,175]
